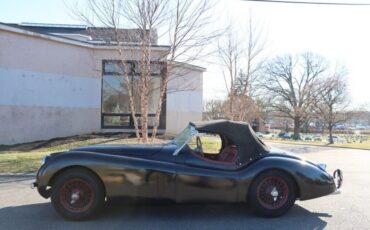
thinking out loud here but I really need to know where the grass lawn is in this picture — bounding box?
[0,134,166,173]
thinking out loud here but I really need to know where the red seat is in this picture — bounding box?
[218,145,237,163]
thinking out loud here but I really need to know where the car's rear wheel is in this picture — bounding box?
[249,170,296,217]
[51,168,105,220]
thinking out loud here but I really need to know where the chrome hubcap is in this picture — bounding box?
[271,187,279,202]
[70,192,80,204]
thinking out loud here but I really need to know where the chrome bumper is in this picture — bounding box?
[31,181,37,189]
[333,169,343,190]
[31,181,50,198]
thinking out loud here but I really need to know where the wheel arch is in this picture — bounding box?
[247,168,301,200]
[48,165,107,198]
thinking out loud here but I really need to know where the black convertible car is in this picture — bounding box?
[32,120,342,220]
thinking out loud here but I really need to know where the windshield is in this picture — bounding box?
[171,125,198,156]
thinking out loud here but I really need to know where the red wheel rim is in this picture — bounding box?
[256,176,289,210]
[59,178,95,213]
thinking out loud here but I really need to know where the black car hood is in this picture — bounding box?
[70,144,167,157]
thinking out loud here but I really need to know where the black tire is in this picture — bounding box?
[51,168,105,221]
[249,170,296,217]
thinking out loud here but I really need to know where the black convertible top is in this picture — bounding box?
[190,120,270,164]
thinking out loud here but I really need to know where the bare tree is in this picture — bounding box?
[70,0,219,142]
[123,0,167,143]
[217,28,244,120]
[314,67,350,143]
[217,17,265,121]
[203,99,225,120]
[151,0,220,140]
[261,52,328,139]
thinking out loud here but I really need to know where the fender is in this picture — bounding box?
[36,151,178,198]
[237,156,336,201]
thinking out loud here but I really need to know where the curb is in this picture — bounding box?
[0,173,36,177]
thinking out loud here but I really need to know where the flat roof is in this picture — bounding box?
[0,22,170,51]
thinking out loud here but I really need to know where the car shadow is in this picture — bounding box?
[0,202,329,230]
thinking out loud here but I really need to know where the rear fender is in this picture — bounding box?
[238,156,336,201]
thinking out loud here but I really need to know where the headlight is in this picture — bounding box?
[40,155,50,165]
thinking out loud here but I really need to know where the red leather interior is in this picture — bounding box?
[192,145,238,165]
[217,145,238,163]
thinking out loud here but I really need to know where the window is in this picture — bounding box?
[188,133,238,164]
[101,60,166,129]
[188,134,222,154]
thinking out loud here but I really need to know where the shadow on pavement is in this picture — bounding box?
[0,202,329,230]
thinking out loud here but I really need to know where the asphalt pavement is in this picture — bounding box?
[0,144,369,230]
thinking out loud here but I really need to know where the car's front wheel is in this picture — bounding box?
[249,170,296,217]
[51,168,105,220]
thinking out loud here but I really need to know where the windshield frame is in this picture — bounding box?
[171,125,198,156]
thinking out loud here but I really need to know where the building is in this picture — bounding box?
[0,22,205,145]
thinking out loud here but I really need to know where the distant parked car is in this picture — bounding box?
[255,132,273,139]
[304,136,313,141]
[278,132,291,139]
[327,136,345,143]
[313,135,323,142]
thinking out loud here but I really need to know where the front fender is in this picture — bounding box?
[238,156,336,201]
[36,151,178,198]
[37,152,103,187]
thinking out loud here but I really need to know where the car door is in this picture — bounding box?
[175,151,239,203]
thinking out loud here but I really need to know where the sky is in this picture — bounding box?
[0,0,369,108]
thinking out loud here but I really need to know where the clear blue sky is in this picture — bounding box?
[1,0,369,109]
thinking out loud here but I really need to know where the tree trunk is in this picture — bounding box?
[139,27,151,143]
[293,117,301,140]
[151,62,171,142]
[328,123,334,144]
[229,93,234,120]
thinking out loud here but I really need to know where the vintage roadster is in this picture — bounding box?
[32,120,342,220]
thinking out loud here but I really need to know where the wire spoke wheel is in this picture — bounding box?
[59,178,95,213]
[250,171,296,217]
[257,176,289,210]
[51,168,104,220]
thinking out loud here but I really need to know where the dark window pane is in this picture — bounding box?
[148,77,161,113]
[137,116,157,127]
[132,76,141,111]
[102,75,130,113]
[103,116,130,127]
[101,60,165,129]
[133,62,163,75]
[104,61,132,75]
[151,63,162,75]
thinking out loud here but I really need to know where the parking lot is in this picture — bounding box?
[0,144,369,230]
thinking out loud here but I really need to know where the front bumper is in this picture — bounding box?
[31,181,51,198]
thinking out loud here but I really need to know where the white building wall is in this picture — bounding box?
[0,28,101,144]
[166,65,204,134]
[0,25,203,144]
